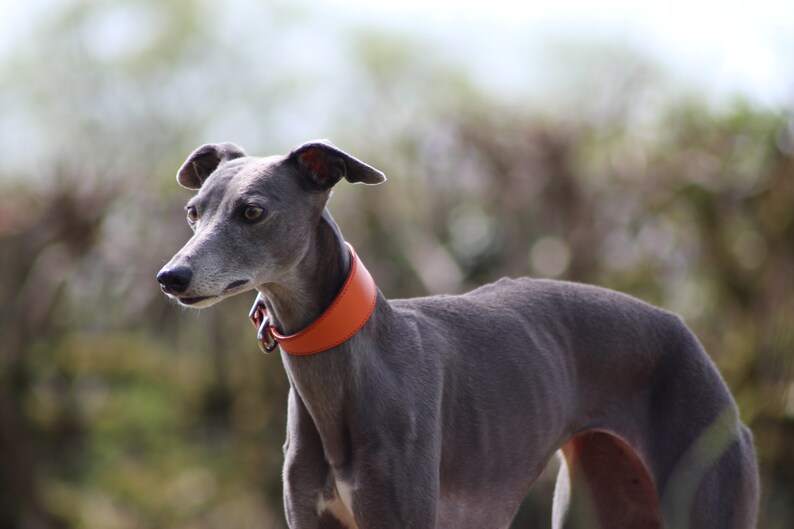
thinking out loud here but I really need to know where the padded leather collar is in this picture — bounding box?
[250,243,377,355]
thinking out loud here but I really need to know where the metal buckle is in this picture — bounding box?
[248,294,278,354]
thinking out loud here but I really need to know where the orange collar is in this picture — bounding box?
[248,243,377,355]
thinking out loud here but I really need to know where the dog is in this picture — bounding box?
[157,140,759,529]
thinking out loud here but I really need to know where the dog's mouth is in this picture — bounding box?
[160,279,251,308]
[158,284,213,306]
[177,295,214,306]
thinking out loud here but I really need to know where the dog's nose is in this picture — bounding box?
[157,266,193,294]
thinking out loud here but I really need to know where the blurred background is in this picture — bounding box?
[0,0,792,527]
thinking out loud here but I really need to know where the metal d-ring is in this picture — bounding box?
[249,293,278,354]
[257,315,279,353]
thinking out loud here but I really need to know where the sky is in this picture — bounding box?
[0,0,791,109]
[323,0,794,109]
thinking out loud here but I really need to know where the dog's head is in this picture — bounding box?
[156,140,385,308]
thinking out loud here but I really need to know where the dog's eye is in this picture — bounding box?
[186,206,198,223]
[243,206,264,222]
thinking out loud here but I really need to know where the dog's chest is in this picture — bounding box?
[317,477,357,528]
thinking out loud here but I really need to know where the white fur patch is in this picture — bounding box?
[316,480,358,528]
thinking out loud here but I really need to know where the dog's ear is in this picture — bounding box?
[177,143,246,189]
[288,140,386,191]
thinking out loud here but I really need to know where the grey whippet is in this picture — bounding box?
[157,140,759,529]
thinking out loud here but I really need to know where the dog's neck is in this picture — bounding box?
[256,209,351,337]
[256,209,363,467]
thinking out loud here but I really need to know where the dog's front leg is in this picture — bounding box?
[283,388,344,529]
[348,436,440,529]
